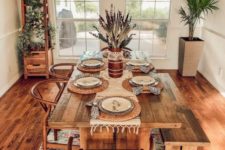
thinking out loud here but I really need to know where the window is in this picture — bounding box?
[126,0,170,58]
[54,0,170,58]
[55,0,100,57]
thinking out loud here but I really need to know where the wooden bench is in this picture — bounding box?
[160,109,210,150]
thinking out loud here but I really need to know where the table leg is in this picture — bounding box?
[139,128,151,150]
[80,127,88,150]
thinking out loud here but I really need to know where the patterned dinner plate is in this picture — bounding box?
[98,97,134,115]
[126,59,149,66]
[81,59,104,68]
[131,76,155,86]
[74,76,102,88]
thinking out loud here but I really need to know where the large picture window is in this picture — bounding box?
[126,0,170,58]
[54,0,170,58]
[55,0,100,57]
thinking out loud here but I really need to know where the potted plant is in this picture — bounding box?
[17,0,55,56]
[90,5,136,78]
[178,0,218,76]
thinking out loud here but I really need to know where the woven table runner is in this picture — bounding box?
[89,69,141,135]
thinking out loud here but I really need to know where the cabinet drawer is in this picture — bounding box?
[25,58,46,65]
[26,64,47,73]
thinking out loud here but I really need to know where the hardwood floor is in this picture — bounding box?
[0,71,225,150]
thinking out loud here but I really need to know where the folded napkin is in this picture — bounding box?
[80,50,103,60]
[140,65,153,73]
[131,73,162,95]
[90,102,100,119]
[126,64,153,73]
[132,85,161,95]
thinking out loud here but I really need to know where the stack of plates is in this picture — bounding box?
[98,97,134,115]
[130,76,156,86]
[126,59,149,67]
[81,59,104,68]
[74,76,102,89]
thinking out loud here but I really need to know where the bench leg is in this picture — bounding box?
[165,145,180,150]
[139,128,151,150]
[182,146,198,150]
[80,128,88,150]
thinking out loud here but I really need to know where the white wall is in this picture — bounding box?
[0,0,22,97]
[152,0,202,69]
[199,0,225,96]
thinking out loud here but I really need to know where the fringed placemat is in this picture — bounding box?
[90,117,141,135]
[67,78,109,95]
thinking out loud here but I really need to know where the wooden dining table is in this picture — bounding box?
[48,69,190,150]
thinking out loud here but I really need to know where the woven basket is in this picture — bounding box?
[98,99,141,122]
[67,78,109,94]
[77,63,107,73]
[122,78,164,94]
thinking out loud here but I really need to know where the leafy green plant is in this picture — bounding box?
[17,31,31,56]
[179,0,219,40]
[25,0,42,9]
[89,5,136,56]
[17,0,56,55]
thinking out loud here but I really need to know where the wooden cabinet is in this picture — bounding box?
[24,49,53,79]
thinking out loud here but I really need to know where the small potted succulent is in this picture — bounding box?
[90,5,136,78]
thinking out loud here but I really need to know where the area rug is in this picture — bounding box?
[39,129,80,150]
[39,129,164,150]
[151,129,165,150]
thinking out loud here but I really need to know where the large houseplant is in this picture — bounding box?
[178,0,218,76]
[90,5,136,78]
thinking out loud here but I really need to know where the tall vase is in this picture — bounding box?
[108,48,123,78]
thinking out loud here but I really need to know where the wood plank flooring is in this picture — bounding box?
[0,71,224,150]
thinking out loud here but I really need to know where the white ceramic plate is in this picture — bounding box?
[131,76,155,86]
[99,97,134,114]
[126,60,149,66]
[74,77,102,88]
[81,59,104,68]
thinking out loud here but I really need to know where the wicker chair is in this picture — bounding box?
[49,63,76,80]
[30,79,68,141]
[30,79,67,112]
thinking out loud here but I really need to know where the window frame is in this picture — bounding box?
[125,0,171,58]
[54,0,100,58]
[53,0,171,59]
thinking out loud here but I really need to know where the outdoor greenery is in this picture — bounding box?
[25,0,42,9]
[17,0,56,55]
[126,1,169,19]
[75,1,98,13]
[179,0,219,40]
[56,1,169,55]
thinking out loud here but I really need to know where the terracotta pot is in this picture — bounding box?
[108,48,123,78]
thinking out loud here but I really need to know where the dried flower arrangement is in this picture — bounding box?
[89,5,136,58]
